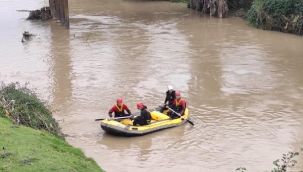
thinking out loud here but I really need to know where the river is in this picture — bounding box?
[1,0,303,171]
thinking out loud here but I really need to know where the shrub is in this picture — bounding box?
[272,151,299,172]
[247,0,303,35]
[0,83,61,137]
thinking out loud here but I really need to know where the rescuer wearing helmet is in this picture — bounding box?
[160,85,176,112]
[164,85,176,107]
[108,98,132,118]
[169,91,186,119]
[133,102,151,126]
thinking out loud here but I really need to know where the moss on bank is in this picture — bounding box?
[247,0,303,35]
[0,117,103,172]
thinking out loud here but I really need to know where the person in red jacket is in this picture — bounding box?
[108,98,132,118]
[169,91,186,119]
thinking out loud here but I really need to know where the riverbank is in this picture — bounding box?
[0,117,103,172]
[247,0,303,35]
[0,84,103,172]
[186,0,302,35]
[0,83,61,137]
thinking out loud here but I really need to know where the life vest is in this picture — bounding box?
[174,99,186,112]
[115,104,124,112]
[114,104,126,117]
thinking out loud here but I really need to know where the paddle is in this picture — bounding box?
[166,106,194,126]
[95,115,132,121]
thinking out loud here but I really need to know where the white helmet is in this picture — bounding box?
[167,85,173,90]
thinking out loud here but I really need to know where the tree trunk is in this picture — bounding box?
[217,0,228,18]
[189,0,229,18]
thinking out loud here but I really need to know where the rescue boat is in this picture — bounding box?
[100,108,189,136]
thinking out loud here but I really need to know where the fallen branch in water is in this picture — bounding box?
[16,10,32,12]
[22,31,35,43]
[27,7,52,21]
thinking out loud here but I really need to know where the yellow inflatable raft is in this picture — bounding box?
[100,108,189,136]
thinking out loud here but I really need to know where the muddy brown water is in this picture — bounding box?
[1,0,303,171]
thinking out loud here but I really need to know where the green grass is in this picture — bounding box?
[0,117,103,172]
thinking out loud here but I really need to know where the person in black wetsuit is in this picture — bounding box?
[133,102,151,126]
[160,85,176,112]
[164,85,176,107]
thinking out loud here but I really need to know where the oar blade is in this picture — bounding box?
[95,118,105,121]
[187,119,194,126]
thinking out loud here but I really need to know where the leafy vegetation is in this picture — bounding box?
[228,0,253,11]
[271,151,299,172]
[235,151,301,172]
[247,0,303,35]
[0,117,103,172]
[0,83,61,137]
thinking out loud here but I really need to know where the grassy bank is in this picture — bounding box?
[247,0,303,35]
[0,117,103,172]
[0,84,103,171]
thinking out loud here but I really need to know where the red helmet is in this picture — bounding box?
[136,102,144,110]
[175,91,181,99]
[117,98,123,104]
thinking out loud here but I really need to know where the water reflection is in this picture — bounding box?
[99,134,153,161]
[50,21,72,111]
[97,124,188,171]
